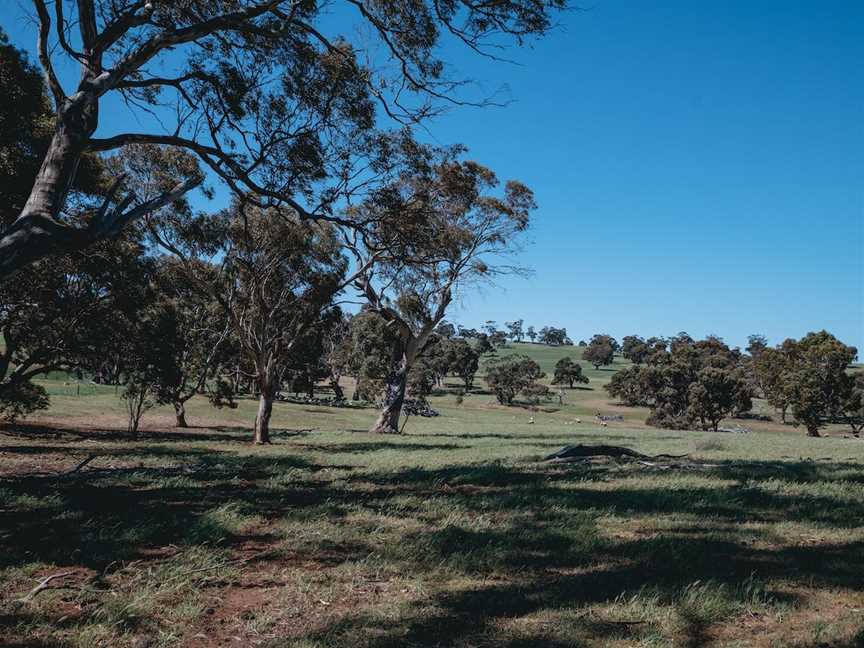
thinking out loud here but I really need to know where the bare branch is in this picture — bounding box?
[32,0,66,106]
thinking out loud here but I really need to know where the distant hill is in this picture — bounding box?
[479,342,632,387]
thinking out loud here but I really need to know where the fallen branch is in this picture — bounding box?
[543,444,688,463]
[66,454,97,475]
[15,571,75,603]
[164,549,277,583]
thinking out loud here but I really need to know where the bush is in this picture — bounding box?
[485,355,545,405]
[0,380,49,422]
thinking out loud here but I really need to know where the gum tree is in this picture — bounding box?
[1,0,566,277]
[355,148,535,433]
[219,202,350,444]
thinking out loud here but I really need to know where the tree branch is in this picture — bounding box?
[32,0,66,106]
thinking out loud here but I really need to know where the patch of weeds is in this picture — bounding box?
[0,488,64,511]
[675,574,780,627]
[184,502,263,545]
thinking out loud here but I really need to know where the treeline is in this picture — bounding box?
[0,0,570,443]
[606,332,861,437]
[451,321,574,348]
[0,29,536,442]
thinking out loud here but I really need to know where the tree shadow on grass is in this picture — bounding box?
[289,545,808,648]
[2,451,864,646]
[0,452,336,570]
[1,422,258,445]
[296,442,468,453]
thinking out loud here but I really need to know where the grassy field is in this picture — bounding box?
[1,344,863,648]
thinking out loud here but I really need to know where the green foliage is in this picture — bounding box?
[840,373,864,435]
[0,380,49,422]
[590,333,620,353]
[505,319,524,342]
[485,354,545,405]
[551,357,589,388]
[606,366,646,406]
[119,299,186,434]
[606,336,753,430]
[583,339,614,369]
[346,311,399,401]
[778,331,857,436]
[686,367,753,431]
[538,326,571,346]
[621,335,650,364]
[753,342,796,417]
[443,338,480,390]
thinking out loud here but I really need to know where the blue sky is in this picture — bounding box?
[2,1,862,351]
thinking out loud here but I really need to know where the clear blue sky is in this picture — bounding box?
[2,1,862,351]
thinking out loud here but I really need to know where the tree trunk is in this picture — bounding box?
[254,393,273,444]
[330,378,344,400]
[370,367,408,434]
[174,401,188,428]
[780,405,787,424]
[0,97,97,276]
[806,425,821,438]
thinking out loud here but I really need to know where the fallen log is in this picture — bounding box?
[543,444,688,463]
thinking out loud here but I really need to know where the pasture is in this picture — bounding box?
[1,344,863,648]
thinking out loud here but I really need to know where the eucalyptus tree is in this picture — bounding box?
[2,0,566,277]
[0,237,149,420]
[220,202,357,444]
[779,331,857,437]
[354,147,536,433]
[505,319,525,342]
[840,373,864,436]
[154,259,232,427]
[621,335,649,364]
[445,338,480,390]
[551,357,589,388]
[583,339,614,369]
[0,30,152,420]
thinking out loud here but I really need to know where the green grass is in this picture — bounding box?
[1,347,863,647]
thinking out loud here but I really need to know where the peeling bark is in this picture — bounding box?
[254,392,273,444]
[370,367,408,434]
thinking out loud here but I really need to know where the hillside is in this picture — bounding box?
[481,342,632,388]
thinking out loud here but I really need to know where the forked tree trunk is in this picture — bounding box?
[174,401,188,428]
[254,392,273,444]
[0,96,96,276]
[370,367,408,434]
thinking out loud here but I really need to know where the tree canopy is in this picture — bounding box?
[0,0,567,276]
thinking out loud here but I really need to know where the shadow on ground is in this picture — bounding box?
[1,429,863,646]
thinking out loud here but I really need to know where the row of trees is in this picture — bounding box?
[484,354,589,405]
[748,332,861,437]
[0,2,562,442]
[452,321,573,348]
[606,331,860,436]
[1,152,533,441]
[605,334,752,431]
